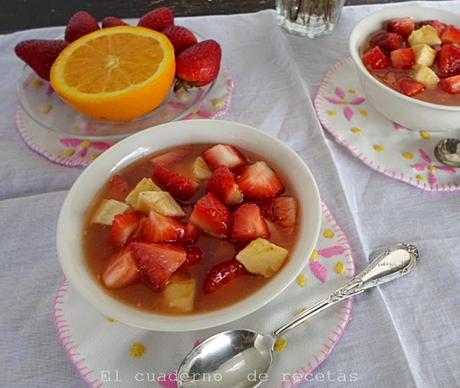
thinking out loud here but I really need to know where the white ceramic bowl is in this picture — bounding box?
[57,119,321,331]
[349,5,460,132]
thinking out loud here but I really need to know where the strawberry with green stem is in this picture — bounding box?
[175,40,222,91]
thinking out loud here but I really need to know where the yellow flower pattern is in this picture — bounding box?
[335,262,345,275]
[310,249,319,261]
[80,140,92,148]
[296,274,308,287]
[130,343,146,358]
[323,229,335,239]
[274,337,288,352]
[351,127,362,134]
[63,149,75,157]
[212,98,224,108]
[416,174,426,182]
[41,104,53,114]
[419,131,431,140]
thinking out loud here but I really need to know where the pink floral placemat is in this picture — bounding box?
[54,202,354,388]
[314,57,460,192]
[16,67,233,168]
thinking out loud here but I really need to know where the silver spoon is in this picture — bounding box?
[434,138,460,168]
[177,243,419,387]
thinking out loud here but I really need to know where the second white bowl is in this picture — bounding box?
[349,5,460,132]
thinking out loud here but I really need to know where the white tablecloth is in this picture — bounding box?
[1,1,459,387]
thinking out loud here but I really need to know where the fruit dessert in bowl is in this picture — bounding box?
[57,120,321,331]
[349,6,460,132]
[15,8,223,138]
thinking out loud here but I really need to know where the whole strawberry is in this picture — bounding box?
[65,11,99,42]
[102,16,128,28]
[138,7,174,31]
[15,39,68,81]
[163,25,197,54]
[175,40,222,90]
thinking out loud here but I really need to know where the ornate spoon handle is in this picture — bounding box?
[273,243,419,337]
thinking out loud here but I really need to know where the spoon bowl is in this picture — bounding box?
[178,330,274,387]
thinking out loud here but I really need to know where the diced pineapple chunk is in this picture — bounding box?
[413,64,440,87]
[412,44,436,66]
[125,177,161,207]
[91,199,130,225]
[163,278,196,313]
[136,191,185,217]
[408,25,441,46]
[236,238,289,278]
[192,156,212,181]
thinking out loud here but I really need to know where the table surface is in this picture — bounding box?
[0,0,437,34]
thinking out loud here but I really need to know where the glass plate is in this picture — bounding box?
[18,65,216,140]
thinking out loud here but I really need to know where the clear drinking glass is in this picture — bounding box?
[276,0,345,38]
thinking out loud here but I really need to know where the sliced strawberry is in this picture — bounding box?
[237,161,284,200]
[440,75,460,94]
[387,18,415,38]
[126,215,147,244]
[207,166,243,206]
[268,197,298,228]
[231,204,269,241]
[362,47,390,70]
[438,44,460,76]
[258,200,274,220]
[102,248,140,289]
[370,32,404,53]
[150,147,191,166]
[189,193,231,239]
[152,164,199,201]
[181,223,200,245]
[203,258,248,294]
[111,211,141,247]
[441,25,460,45]
[141,211,185,243]
[202,144,247,171]
[390,48,415,69]
[107,174,129,201]
[396,79,426,97]
[131,242,186,289]
[182,246,203,267]
[417,20,447,34]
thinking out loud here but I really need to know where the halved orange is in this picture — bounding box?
[50,26,175,121]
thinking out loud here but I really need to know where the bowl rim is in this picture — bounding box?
[349,5,460,112]
[56,119,322,331]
